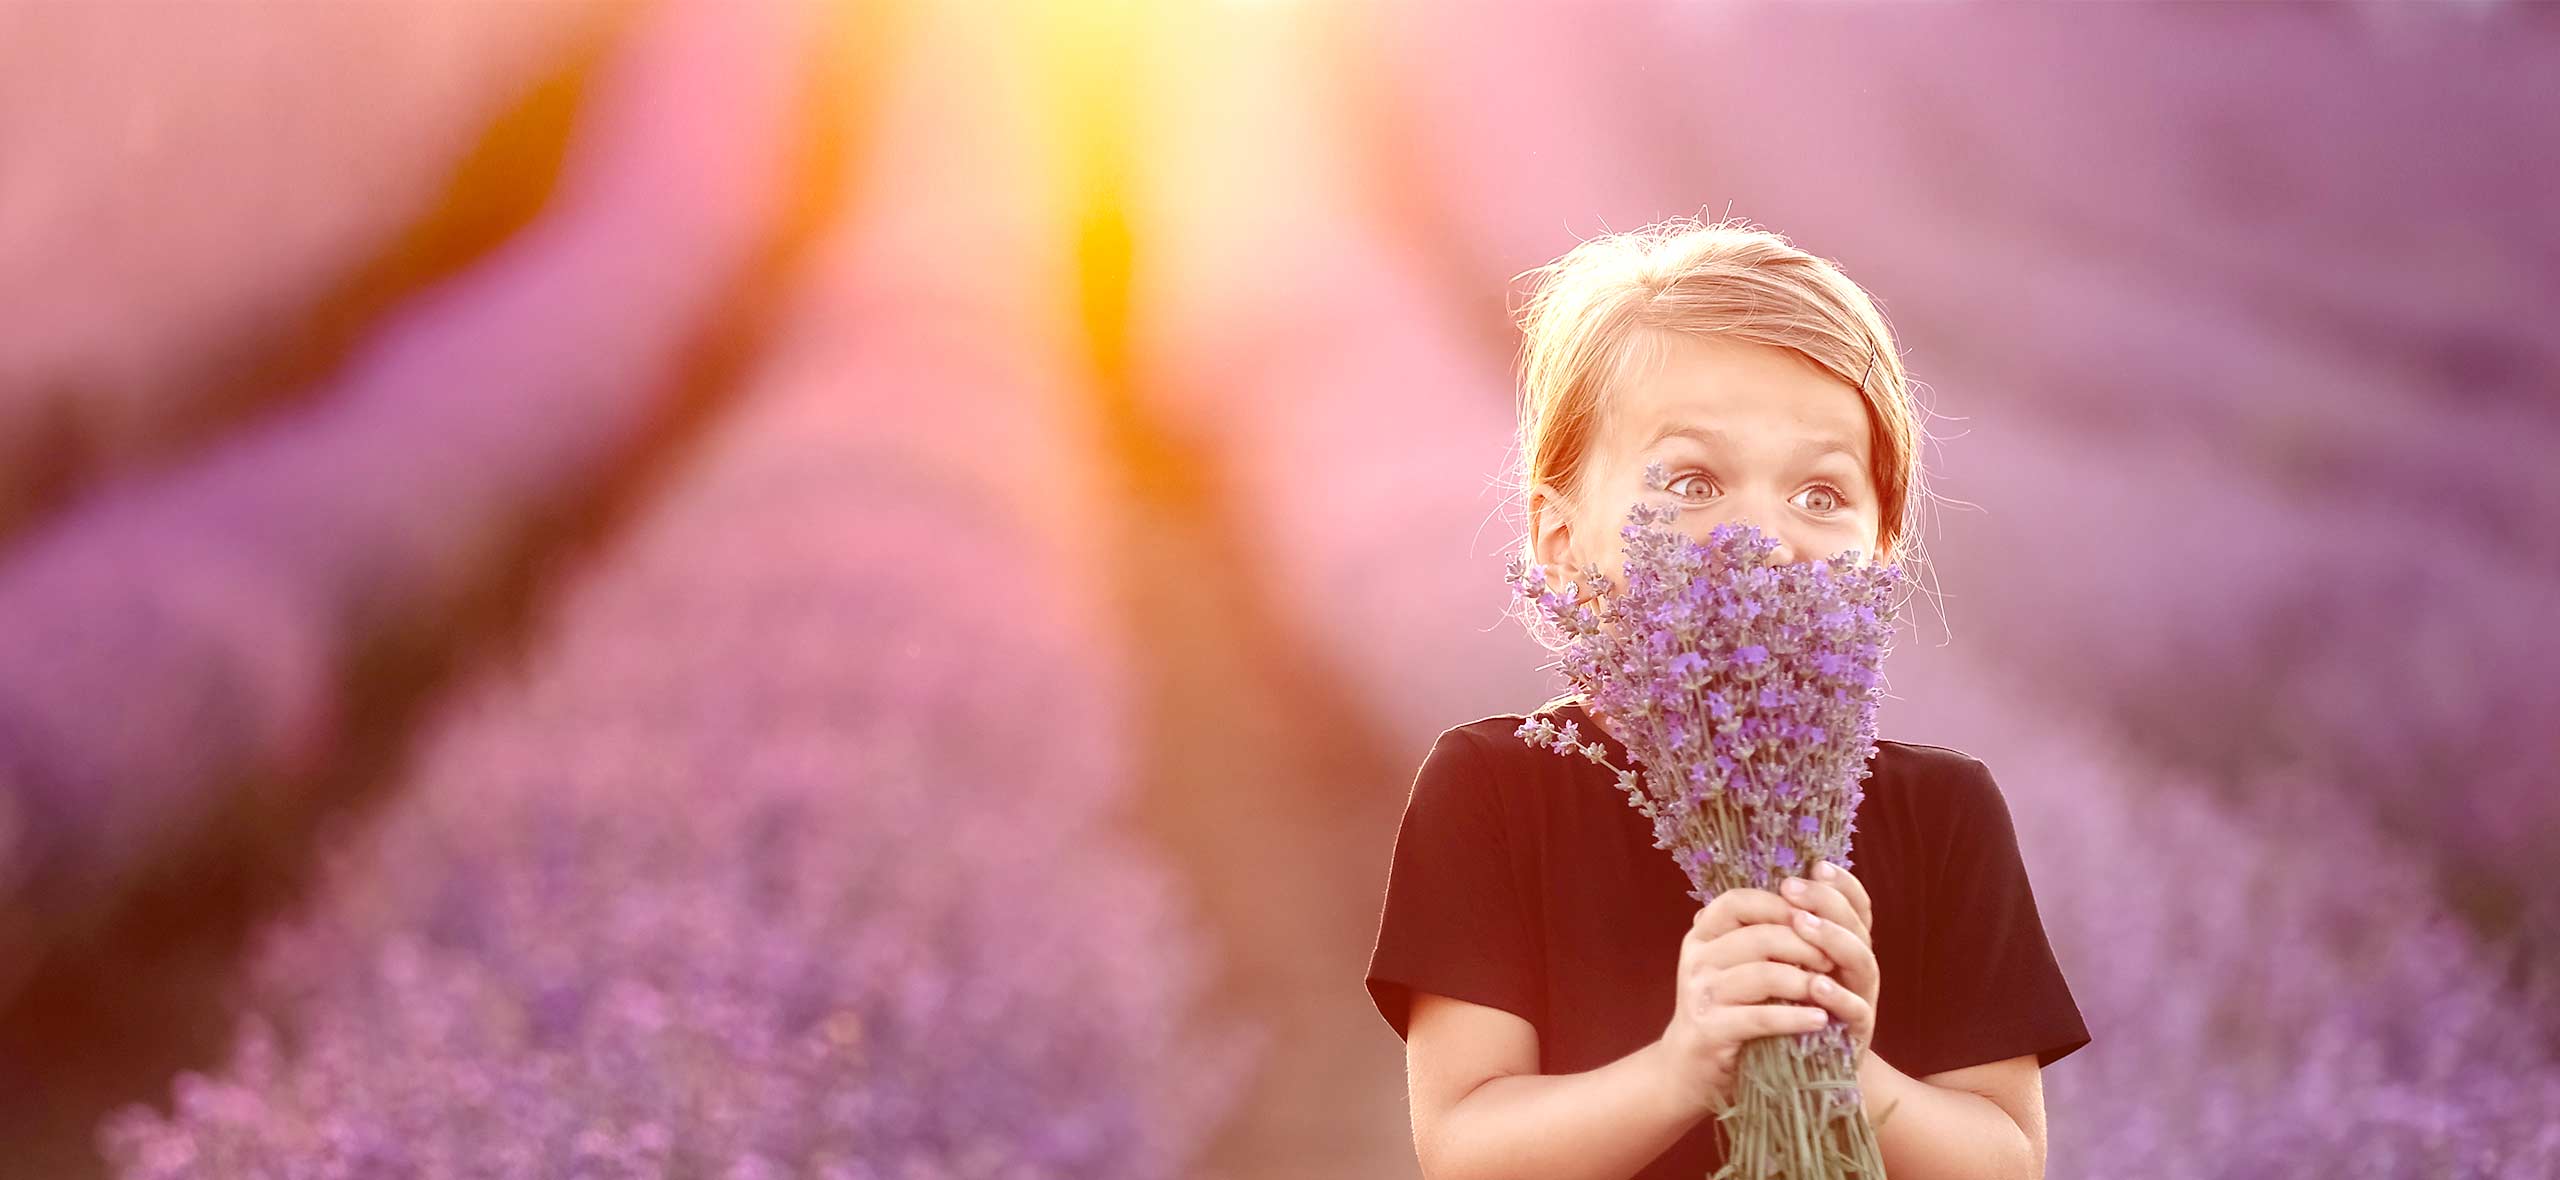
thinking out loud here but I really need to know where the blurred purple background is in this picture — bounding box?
[1,1,2555,1177]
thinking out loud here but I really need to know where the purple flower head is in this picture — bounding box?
[1510,509,1904,906]
[1667,651,1710,689]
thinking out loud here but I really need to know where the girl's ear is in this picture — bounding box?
[1527,482,1577,576]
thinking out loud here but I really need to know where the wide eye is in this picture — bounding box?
[1795,483,1848,514]
[1666,471,1718,500]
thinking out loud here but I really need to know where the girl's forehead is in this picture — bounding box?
[1601,336,1870,460]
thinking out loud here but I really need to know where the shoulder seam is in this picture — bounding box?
[1877,738,1987,766]
[1447,710,1536,734]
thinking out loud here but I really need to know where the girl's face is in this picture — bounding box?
[1531,331,1885,593]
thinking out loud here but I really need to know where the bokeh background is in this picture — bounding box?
[2,0,2556,1177]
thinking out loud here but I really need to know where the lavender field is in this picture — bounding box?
[1,1,2554,1177]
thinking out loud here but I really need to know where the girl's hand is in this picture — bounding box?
[1779,860,1881,1066]
[1659,886,1841,1117]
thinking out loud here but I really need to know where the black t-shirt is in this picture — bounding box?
[1364,700,2089,1178]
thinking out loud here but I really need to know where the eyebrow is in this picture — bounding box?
[1646,423,1862,467]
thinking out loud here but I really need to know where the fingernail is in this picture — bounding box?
[1813,976,1834,996]
[1781,878,1807,899]
[1816,862,1837,881]
[1797,911,1820,932]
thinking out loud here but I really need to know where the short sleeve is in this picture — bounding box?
[1363,727,1545,1042]
[1895,757,2091,1078]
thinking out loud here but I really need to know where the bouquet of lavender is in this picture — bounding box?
[1507,463,1906,1180]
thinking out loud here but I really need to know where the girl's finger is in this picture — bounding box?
[1694,889,1813,942]
[1813,860,1875,936]
[1779,875,1866,943]
[1806,970,1874,1032]
[1789,908,1881,1003]
[1696,922,1835,975]
[1717,1002,1833,1043]
[1709,960,1819,1007]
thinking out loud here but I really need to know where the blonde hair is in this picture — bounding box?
[1507,215,1933,581]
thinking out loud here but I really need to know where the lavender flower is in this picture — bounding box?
[90,379,1264,1178]
[1508,464,1905,1180]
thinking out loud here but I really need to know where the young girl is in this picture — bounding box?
[1364,219,2089,1180]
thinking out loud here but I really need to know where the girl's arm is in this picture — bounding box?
[1860,1051,2044,1180]
[1776,854,2055,1180]
[1409,992,1712,1180]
